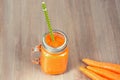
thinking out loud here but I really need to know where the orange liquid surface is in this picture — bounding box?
[45,32,65,48]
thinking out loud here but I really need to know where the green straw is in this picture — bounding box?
[42,2,55,41]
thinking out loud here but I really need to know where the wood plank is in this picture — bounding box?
[0,0,4,79]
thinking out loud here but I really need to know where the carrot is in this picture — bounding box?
[79,66,108,80]
[87,66,120,80]
[82,58,120,74]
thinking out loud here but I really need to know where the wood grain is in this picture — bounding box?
[0,0,120,80]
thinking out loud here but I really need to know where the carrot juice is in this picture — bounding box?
[32,2,69,75]
[39,30,68,74]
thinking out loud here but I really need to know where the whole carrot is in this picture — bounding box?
[82,58,120,74]
[79,66,108,80]
[87,66,120,80]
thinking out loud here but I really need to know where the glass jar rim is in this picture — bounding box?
[42,30,68,53]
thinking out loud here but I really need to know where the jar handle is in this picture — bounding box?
[31,44,41,64]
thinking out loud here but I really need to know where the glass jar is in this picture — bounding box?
[31,30,69,74]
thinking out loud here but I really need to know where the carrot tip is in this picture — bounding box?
[82,58,90,62]
[79,66,85,70]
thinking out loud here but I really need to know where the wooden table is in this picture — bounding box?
[0,0,120,80]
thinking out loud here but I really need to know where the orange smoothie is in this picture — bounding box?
[40,31,68,74]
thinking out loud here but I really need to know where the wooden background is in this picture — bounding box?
[0,0,120,80]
